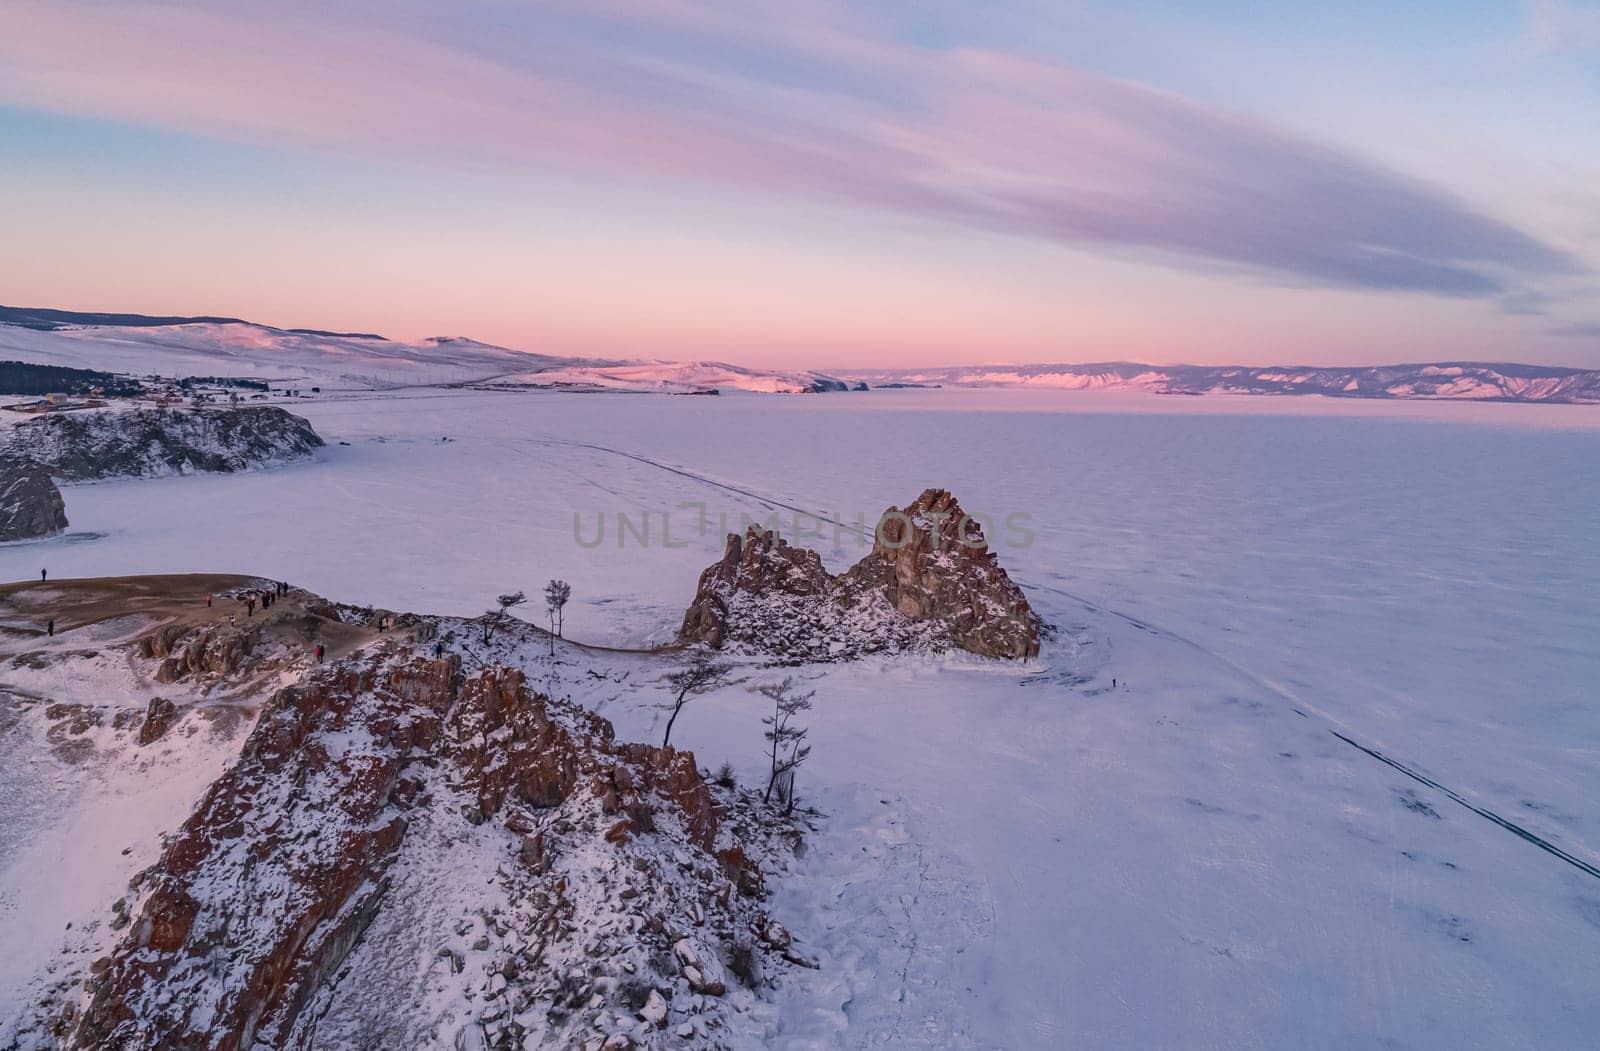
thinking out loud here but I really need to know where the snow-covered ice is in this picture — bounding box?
[3,385,1598,1047]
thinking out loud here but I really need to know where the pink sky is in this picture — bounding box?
[0,0,1597,368]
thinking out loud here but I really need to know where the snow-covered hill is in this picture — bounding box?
[4,406,323,480]
[842,360,1600,403]
[5,305,1598,402]
[0,317,547,390]
[493,359,851,394]
[0,307,846,394]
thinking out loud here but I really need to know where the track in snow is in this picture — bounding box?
[544,436,1600,885]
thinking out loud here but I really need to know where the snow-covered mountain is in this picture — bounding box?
[0,312,553,389]
[841,360,1600,403]
[493,359,850,394]
[4,305,1598,402]
[0,307,847,394]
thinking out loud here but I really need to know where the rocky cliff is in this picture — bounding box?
[0,457,67,540]
[3,406,323,480]
[19,642,799,1050]
[679,489,1042,660]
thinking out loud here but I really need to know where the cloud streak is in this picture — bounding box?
[0,0,1583,301]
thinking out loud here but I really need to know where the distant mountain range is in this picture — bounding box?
[838,361,1600,404]
[2,304,1595,402]
[0,304,387,341]
[0,305,852,394]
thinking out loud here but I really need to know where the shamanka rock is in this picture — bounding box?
[679,488,1042,660]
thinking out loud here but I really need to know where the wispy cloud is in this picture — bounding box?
[0,0,1584,302]
[1524,0,1600,57]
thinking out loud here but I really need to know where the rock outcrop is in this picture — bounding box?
[679,488,1041,660]
[678,525,832,649]
[0,457,68,540]
[135,697,179,746]
[137,621,258,684]
[49,651,795,1051]
[3,406,323,481]
[837,488,1042,659]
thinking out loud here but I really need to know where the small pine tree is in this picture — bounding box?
[661,651,732,749]
[481,590,526,645]
[544,579,572,656]
[755,677,813,812]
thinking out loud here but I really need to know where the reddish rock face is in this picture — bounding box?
[678,488,1042,660]
[614,742,721,853]
[841,488,1042,659]
[678,527,831,647]
[136,696,179,746]
[69,652,760,1050]
[74,654,461,1050]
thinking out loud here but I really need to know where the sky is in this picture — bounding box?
[0,0,1597,369]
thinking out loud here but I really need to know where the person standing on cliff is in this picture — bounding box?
[40,569,47,583]
[315,643,325,663]
[47,619,54,637]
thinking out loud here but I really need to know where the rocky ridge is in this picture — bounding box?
[679,488,1042,661]
[2,406,323,481]
[14,635,803,1050]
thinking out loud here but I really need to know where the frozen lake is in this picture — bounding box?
[5,387,1598,1047]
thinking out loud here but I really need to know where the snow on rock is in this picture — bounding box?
[838,488,1043,659]
[12,637,804,1050]
[679,488,1042,660]
[134,696,179,746]
[3,406,323,481]
[0,458,67,540]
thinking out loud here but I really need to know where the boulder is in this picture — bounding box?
[0,457,67,541]
[673,938,728,996]
[138,622,257,684]
[136,697,179,746]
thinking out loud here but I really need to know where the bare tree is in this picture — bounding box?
[755,677,813,811]
[480,590,527,645]
[544,579,571,656]
[661,651,732,749]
